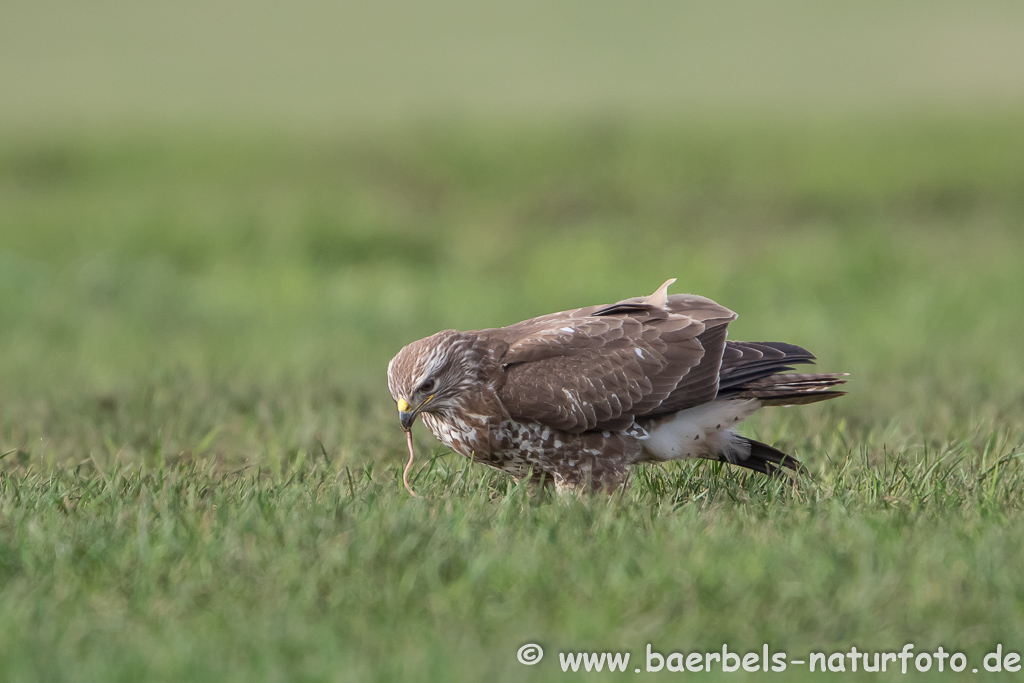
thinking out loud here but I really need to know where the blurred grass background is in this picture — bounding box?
[1,1,1024,681]
[2,123,1022,468]
[4,0,1024,129]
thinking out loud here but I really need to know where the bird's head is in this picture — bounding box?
[387,329,483,431]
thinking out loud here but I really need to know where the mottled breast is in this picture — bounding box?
[421,412,489,460]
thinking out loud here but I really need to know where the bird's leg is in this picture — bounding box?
[511,469,556,500]
[552,472,580,496]
[553,460,629,494]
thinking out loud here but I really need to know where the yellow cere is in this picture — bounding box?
[397,398,411,413]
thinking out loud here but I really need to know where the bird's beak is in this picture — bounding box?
[397,398,417,431]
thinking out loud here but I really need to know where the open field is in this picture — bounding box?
[4,1,1024,130]
[1,118,1024,680]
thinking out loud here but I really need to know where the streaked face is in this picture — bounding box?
[387,329,475,430]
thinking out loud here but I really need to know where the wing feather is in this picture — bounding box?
[487,288,737,433]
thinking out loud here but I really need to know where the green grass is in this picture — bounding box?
[1,118,1024,681]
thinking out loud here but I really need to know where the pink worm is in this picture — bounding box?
[403,429,420,498]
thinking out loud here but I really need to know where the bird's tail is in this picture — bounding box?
[718,372,848,406]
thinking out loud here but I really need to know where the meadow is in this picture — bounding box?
[1,118,1023,681]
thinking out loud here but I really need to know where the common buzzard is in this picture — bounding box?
[387,279,846,493]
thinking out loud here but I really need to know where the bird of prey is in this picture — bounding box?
[387,279,846,493]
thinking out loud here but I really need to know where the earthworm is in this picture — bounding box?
[403,429,419,497]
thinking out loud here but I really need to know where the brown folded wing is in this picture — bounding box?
[484,293,737,434]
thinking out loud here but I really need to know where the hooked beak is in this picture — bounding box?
[397,398,417,431]
[397,394,435,431]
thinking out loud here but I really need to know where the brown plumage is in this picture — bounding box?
[387,279,846,492]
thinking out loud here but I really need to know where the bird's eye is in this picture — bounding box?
[419,379,436,393]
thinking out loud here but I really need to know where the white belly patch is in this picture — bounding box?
[642,399,761,461]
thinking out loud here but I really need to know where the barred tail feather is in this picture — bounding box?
[721,372,848,406]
